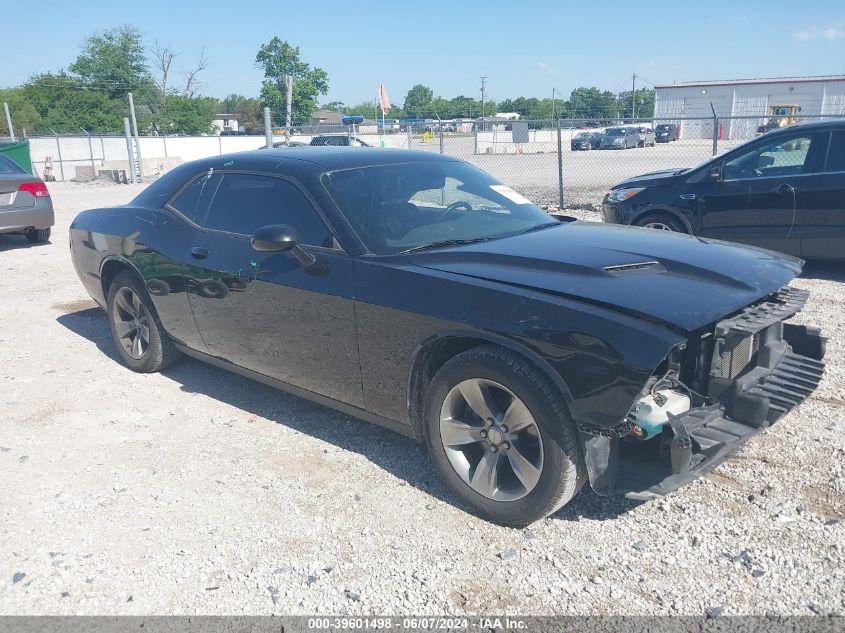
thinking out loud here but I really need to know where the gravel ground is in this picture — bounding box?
[1,181,843,616]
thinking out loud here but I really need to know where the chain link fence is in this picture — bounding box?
[13,113,842,209]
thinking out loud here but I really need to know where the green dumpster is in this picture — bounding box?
[0,140,33,174]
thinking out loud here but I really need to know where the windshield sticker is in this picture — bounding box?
[490,185,531,205]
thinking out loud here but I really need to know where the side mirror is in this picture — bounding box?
[250,224,316,268]
[709,164,723,181]
[251,224,298,252]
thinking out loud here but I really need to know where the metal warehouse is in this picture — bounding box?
[653,75,845,138]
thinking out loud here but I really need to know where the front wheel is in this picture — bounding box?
[107,270,180,373]
[635,213,686,233]
[424,345,584,527]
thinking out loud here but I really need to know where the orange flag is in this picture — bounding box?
[379,84,391,115]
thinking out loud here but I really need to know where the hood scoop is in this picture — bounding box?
[603,261,660,273]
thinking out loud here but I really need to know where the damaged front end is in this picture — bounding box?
[584,286,826,499]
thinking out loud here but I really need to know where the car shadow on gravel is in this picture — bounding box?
[57,307,639,524]
[800,260,845,282]
[0,234,50,252]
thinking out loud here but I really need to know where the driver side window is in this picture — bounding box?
[724,134,814,180]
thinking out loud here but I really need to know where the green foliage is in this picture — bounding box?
[0,25,222,135]
[321,101,347,113]
[403,84,434,116]
[221,94,248,113]
[0,87,43,135]
[256,38,328,125]
[234,98,264,133]
[152,96,218,135]
[68,25,153,99]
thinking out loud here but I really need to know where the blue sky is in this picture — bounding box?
[2,0,844,105]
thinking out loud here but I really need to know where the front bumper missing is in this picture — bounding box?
[585,286,825,499]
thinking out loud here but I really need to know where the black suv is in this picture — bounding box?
[654,123,678,142]
[602,118,845,260]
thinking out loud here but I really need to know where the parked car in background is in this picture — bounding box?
[310,134,372,147]
[602,118,845,260]
[0,155,53,243]
[570,131,597,151]
[600,127,639,149]
[69,148,825,526]
[634,126,655,147]
[655,123,678,142]
[220,130,247,136]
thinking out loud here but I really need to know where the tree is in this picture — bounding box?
[151,42,180,102]
[617,88,655,120]
[68,25,152,99]
[0,88,43,135]
[221,94,248,113]
[255,38,328,125]
[152,95,217,135]
[403,84,433,117]
[321,100,347,113]
[182,48,209,98]
[234,98,264,133]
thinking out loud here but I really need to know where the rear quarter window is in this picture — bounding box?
[824,130,845,172]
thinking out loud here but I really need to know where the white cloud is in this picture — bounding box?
[792,25,845,41]
[537,62,557,75]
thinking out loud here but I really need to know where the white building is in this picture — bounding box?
[212,114,240,134]
[653,75,845,138]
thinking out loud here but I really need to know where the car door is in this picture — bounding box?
[699,131,819,254]
[169,170,364,407]
[796,129,845,260]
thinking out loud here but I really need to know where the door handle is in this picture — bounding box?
[775,183,795,196]
[190,246,209,260]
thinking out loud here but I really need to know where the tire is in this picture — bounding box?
[424,345,585,527]
[146,278,170,296]
[198,279,229,299]
[106,270,180,373]
[26,228,50,244]
[635,213,686,233]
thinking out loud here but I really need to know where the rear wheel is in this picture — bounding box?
[635,213,686,233]
[424,345,584,527]
[26,228,50,243]
[106,271,180,373]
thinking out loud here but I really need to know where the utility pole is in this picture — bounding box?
[480,76,487,126]
[264,107,273,149]
[285,75,293,145]
[3,102,14,140]
[123,117,136,184]
[128,92,143,180]
[631,73,636,121]
[551,88,556,120]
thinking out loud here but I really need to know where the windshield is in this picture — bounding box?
[656,125,670,132]
[575,132,590,138]
[606,128,625,136]
[323,161,554,255]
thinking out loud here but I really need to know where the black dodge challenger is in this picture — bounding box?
[70,148,826,526]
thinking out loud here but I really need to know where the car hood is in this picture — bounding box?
[408,223,802,331]
[613,168,686,188]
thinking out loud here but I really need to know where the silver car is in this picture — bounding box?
[600,127,639,149]
[633,126,656,147]
[0,155,54,243]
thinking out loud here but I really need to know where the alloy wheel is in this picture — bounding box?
[112,287,150,359]
[439,378,544,502]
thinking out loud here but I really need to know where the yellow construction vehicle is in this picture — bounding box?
[756,104,802,135]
